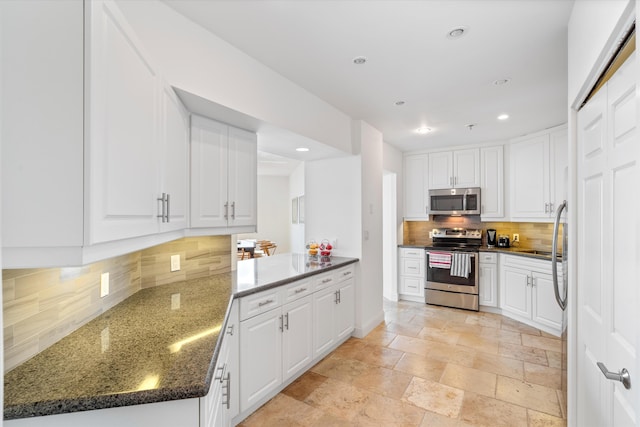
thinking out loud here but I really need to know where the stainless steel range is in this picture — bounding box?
[425,228,481,311]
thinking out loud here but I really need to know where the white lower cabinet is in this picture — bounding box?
[398,248,425,302]
[499,254,562,335]
[313,278,355,358]
[239,265,355,419]
[201,301,239,427]
[479,252,498,307]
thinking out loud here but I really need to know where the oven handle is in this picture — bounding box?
[426,251,476,257]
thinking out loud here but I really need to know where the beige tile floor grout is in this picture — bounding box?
[239,299,567,426]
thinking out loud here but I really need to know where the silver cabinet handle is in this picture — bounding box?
[224,202,229,220]
[157,193,168,222]
[166,193,170,223]
[526,276,531,287]
[597,362,631,389]
[544,203,549,213]
[279,315,283,332]
[284,313,289,330]
[214,364,226,382]
[343,271,352,277]
[258,299,274,307]
[226,324,234,336]
[294,287,307,294]
[334,290,339,304]
[337,289,341,304]
[231,201,236,220]
[322,278,332,284]
[222,371,231,409]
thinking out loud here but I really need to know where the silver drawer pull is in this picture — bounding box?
[214,364,226,382]
[343,271,352,276]
[226,324,234,336]
[322,278,332,284]
[258,299,274,307]
[597,362,631,389]
[294,287,307,294]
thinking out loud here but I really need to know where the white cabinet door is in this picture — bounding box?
[227,126,257,228]
[335,279,355,342]
[500,266,531,319]
[479,264,497,307]
[549,127,568,216]
[480,145,504,218]
[190,116,229,228]
[313,286,337,357]
[1,0,84,251]
[531,271,562,331]
[453,148,480,187]
[282,295,314,382]
[87,0,160,243]
[403,155,429,219]
[509,135,550,220]
[428,151,453,189]
[240,308,282,412]
[160,85,189,232]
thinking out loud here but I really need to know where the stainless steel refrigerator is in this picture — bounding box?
[552,200,568,418]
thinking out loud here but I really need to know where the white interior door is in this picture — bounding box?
[577,52,638,427]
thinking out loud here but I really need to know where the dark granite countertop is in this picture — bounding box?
[4,253,358,420]
[399,244,561,261]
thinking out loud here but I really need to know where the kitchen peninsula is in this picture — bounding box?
[4,254,358,426]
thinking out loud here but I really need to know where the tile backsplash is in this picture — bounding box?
[2,236,231,372]
[403,218,562,251]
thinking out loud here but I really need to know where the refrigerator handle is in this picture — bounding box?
[552,200,568,310]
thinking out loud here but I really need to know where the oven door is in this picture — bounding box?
[426,251,478,294]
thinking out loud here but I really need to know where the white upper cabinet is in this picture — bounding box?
[509,125,567,221]
[403,155,429,219]
[2,0,190,267]
[159,84,190,232]
[428,148,479,189]
[190,115,257,232]
[480,145,504,219]
[87,0,162,243]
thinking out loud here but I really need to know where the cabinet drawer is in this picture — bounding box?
[400,257,425,277]
[399,276,424,296]
[400,248,425,259]
[240,288,281,320]
[501,254,561,274]
[479,252,498,264]
[283,279,313,303]
[314,271,336,291]
[334,265,355,283]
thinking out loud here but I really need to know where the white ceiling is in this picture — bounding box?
[164,0,574,155]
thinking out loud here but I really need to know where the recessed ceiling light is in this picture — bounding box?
[295,147,309,152]
[497,114,509,120]
[416,127,432,135]
[447,26,467,39]
[395,101,406,106]
[493,78,511,86]
[352,56,367,65]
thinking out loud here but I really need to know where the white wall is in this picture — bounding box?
[305,156,360,258]
[568,0,633,104]
[354,121,384,336]
[238,175,291,254]
[289,163,306,253]
[116,0,352,155]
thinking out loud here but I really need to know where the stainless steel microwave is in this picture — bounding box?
[428,187,481,216]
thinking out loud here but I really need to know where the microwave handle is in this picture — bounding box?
[462,194,467,211]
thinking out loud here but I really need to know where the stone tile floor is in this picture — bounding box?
[239,300,567,426]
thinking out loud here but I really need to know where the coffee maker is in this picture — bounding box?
[486,229,497,248]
